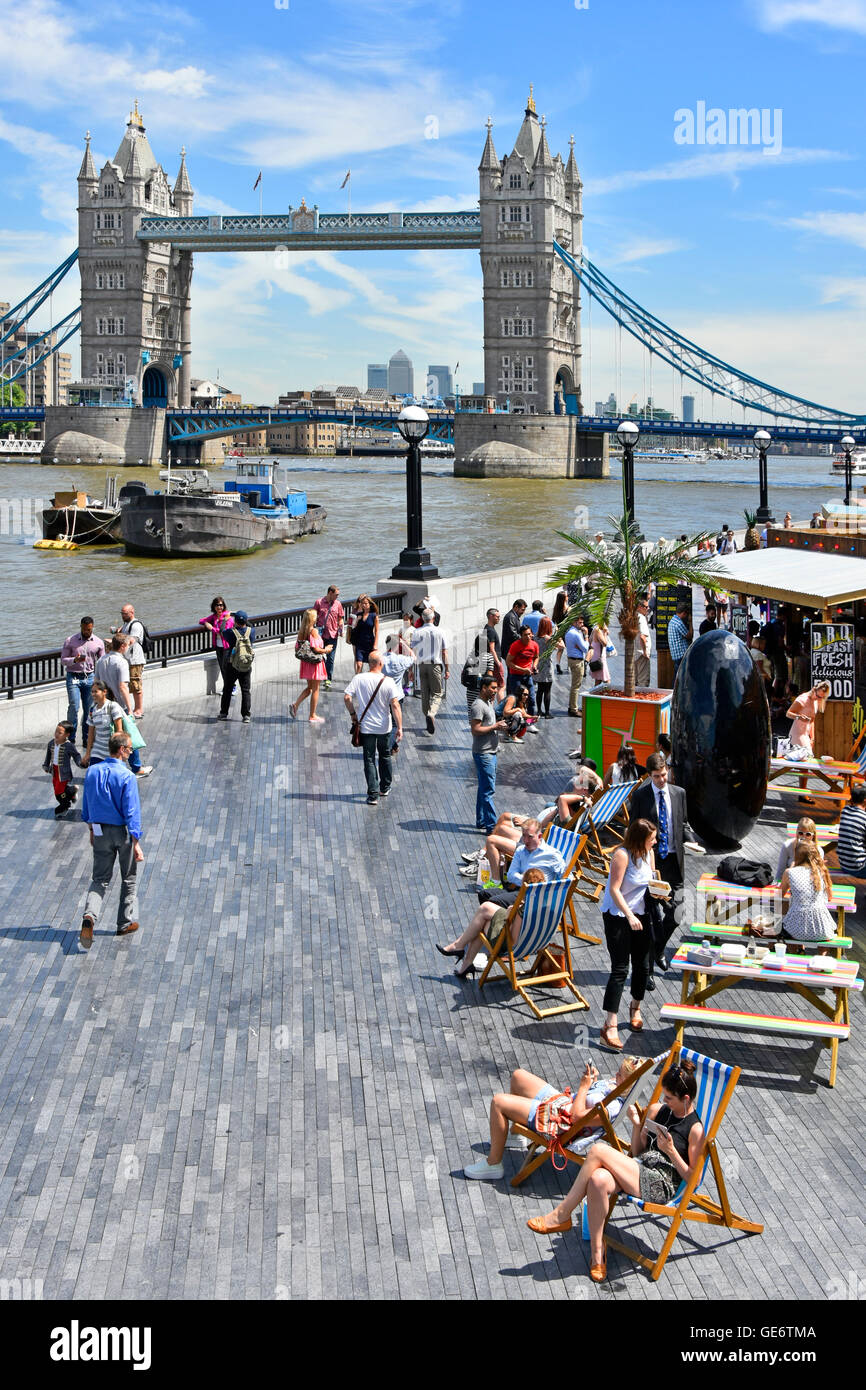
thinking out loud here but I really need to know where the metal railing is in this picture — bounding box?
[0,591,407,699]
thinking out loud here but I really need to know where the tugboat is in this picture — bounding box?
[119,460,326,557]
[38,477,122,547]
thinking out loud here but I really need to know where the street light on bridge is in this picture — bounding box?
[753,429,774,525]
[841,435,856,508]
[616,418,641,537]
[391,405,439,581]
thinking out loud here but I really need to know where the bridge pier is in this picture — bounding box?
[453,413,609,478]
[40,405,167,467]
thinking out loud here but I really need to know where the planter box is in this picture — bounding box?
[582,688,673,771]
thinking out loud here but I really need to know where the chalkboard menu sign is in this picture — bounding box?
[730,605,749,640]
[655,585,692,651]
[811,623,854,700]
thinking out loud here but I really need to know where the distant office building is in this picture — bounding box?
[388,349,413,397]
[682,394,695,423]
[472,381,485,396]
[604,392,617,416]
[427,364,452,397]
[367,363,387,390]
[594,401,604,417]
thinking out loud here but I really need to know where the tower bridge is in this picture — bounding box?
[3,88,862,471]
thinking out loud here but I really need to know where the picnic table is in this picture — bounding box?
[785,822,839,844]
[768,756,862,811]
[696,872,856,935]
[662,945,863,1087]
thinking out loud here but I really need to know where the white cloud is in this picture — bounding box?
[818,276,866,308]
[607,239,689,266]
[754,0,866,35]
[786,210,866,248]
[589,146,850,196]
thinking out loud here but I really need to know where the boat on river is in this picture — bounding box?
[119,460,326,557]
[39,477,122,546]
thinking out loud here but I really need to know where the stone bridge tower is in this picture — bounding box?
[478,87,582,413]
[76,103,193,409]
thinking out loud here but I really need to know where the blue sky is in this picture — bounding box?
[1,0,864,410]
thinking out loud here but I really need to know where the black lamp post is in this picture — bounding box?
[753,429,774,525]
[616,418,642,538]
[841,434,856,507]
[391,405,439,580]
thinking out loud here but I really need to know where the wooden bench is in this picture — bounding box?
[687,922,852,957]
[785,822,839,842]
[660,1002,850,1042]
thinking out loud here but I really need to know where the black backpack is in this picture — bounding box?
[716,855,773,888]
[126,619,154,658]
[460,632,485,689]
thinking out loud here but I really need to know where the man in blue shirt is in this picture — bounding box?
[522,601,545,639]
[666,602,692,673]
[80,732,143,950]
[479,820,566,907]
[564,618,590,716]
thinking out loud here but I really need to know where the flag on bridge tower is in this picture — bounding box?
[340,170,351,189]
[253,171,262,190]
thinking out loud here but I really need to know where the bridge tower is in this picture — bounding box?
[478,88,582,413]
[76,103,193,409]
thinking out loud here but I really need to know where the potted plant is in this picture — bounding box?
[546,513,722,769]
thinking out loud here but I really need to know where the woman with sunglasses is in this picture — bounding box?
[775,816,824,881]
[199,597,235,688]
[525,1057,703,1283]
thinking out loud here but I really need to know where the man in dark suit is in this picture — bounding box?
[629,752,690,975]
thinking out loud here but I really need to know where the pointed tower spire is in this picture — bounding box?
[533,114,554,171]
[512,88,541,163]
[565,133,581,186]
[174,145,193,198]
[78,130,97,183]
[478,117,501,173]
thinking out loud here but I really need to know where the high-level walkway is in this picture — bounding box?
[0,655,863,1300]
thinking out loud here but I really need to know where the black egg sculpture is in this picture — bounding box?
[671,629,770,848]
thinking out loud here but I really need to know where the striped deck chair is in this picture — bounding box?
[575,781,640,871]
[850,727,866,779]
[478,878,589,1019]
[596,1045,763,1280]
[510,1049,670,1188]
[543,824,602,942]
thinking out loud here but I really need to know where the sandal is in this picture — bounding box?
[629,1002,643,1031]
[599,1023,624,1052]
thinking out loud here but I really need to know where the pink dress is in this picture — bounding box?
[788,691,819,753]
[590,628,610,684]
[298,629,327,682]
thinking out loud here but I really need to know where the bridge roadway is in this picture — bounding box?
[137,210,482,253]
[0,641,863,1299]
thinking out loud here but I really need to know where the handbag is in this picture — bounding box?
[295,639,319,664]
[349,677,385,747]
[121,713,146,751]
[588,658,603,673]
[533,1089,575,1170]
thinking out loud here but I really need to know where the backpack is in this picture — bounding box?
[460,632,485,689]
[126,619,154,658]
[716,855,772,888]
[230,627,254,672]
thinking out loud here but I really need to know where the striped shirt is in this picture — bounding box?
[836,804,866,874]
[667,614,690,662]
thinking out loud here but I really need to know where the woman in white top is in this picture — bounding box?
[82,680,125,765]
[779,843,837,941]
[599,819,663,1050]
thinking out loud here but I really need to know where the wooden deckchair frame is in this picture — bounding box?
[581,778,645,872]
[478,879,589,1019]
[509,1049,671,1188]
[542,827,603,943]
[602,1044,763,1280]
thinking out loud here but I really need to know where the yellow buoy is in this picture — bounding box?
[33,538,80,550]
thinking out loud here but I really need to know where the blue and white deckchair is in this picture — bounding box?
[573,779,641,870]
[542,825,602,941]
[478,878,589,1019]
[851,728,866,779]
[591,1045,763,1280]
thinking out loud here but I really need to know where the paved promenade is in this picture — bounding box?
[0,660,864,1301]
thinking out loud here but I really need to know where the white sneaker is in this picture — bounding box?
[135,766,153,777]
[464,1158,504,1181]
[525,723,540,733]
[459,865,480,878]
[461,850,484,864]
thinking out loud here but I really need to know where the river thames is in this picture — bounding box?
[0,452,842,651]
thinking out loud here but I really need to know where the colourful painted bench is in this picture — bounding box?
[687,922,851,957]
[660,1003,849,1042]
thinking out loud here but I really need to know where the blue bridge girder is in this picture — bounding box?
[0,406,46,423]
[138,210,482,253]
[579,415,866,445]
[165,406,456,444]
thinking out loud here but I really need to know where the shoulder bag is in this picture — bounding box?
[533,1089,575,1170]
[295,638,320,664]
[349,677,385,747]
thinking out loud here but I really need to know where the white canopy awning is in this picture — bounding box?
[712,546,866,609]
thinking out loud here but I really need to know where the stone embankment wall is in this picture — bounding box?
[41,406,167,467]
[454,414,608,478]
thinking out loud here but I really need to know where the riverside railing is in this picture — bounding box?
[0,591,407,699]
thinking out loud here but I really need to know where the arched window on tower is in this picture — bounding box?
[154,268,167,295]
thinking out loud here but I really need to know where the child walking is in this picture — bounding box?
[43,721,83,817]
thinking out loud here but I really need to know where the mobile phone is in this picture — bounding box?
[644,1118,669,1137]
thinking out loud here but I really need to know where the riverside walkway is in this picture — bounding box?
[0,658,864,1301]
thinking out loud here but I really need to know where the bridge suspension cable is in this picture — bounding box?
[0,251,81,392]
[553,240,863,426]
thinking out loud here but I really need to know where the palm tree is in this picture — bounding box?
[546,514,724,698]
